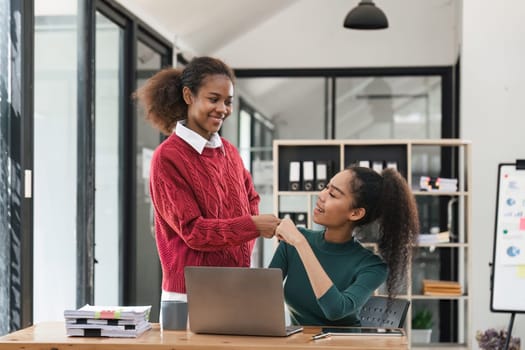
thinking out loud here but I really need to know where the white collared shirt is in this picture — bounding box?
[175,120,223,154]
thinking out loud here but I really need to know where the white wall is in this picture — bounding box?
[461,0,525,343]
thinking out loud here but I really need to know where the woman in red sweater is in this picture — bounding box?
[134,57,280,303]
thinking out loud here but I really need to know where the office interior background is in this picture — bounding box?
[1,0,525,345]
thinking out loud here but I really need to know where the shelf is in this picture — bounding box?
[278,191,317,196]
[412,191,468,196]
[273,139,471,147]
[411,342,468,349]
[411,295,468,300]
[416,243,468,248]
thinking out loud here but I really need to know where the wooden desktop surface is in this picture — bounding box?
[0,322,409,350]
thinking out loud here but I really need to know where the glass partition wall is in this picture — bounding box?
[237,98,275,268]
[94,10,124,307]
[335,76,442,139]
[132,39,167,322]
[236,72,449,142]
[34,2,79,323]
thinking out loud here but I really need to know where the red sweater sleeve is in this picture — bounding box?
[150,155,259,252]
[243,167,260,216]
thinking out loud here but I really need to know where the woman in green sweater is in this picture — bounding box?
[269,165,419,326]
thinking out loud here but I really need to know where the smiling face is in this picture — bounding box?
[313,170,365,229]
[183,74,234,140]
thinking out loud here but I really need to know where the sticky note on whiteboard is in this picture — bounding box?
[517,266,525,279]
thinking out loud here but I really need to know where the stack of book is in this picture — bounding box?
[422,280,462,296]
[64,304,152,337]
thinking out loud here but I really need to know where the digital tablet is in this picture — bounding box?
[313,327,404,339]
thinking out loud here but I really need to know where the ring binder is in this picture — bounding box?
[372,161,384,173]
[315,161,328,191]
[295,212,307,228]
[302,161,314,191]
[288,161,301,191]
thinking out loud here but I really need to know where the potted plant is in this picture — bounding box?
[476,328,520,350]
[411,309,433,344]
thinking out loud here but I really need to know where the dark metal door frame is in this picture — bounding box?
[0,0,34,333]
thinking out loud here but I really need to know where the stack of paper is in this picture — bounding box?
[419,176,458,192]
[64,304,152,337]
[422,280,462,296]
[417,231,450,244]
[435,177,458,191]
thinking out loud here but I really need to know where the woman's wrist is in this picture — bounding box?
[293,234,308,250]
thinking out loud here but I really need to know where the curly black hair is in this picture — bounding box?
[346,165,419,299]
[133,56,235,135]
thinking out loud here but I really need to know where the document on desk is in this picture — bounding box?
[312,327,404,340]
[64,304,151,321]
[65,322,152,338]
[63,304,152,337]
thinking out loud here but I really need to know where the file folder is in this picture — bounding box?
[295,212,307,228]
[288,161,301,191]
[372,161,384,173]
[278,212,294,220]
[358,160,370,168]
[315,161,328,191]
[302,161,314,191]
[386,161,398,171]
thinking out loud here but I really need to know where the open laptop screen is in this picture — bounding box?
[184,266,302,337]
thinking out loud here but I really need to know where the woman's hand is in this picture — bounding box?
[275,218,305,247]
[252,214,281,238]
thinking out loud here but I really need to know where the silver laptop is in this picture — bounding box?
[184,266,303,337]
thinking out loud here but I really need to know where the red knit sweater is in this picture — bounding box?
[149,133,260,293]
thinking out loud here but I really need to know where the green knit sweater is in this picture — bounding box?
[269,227,387,326]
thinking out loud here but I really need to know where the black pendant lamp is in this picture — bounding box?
[343,0,389,30]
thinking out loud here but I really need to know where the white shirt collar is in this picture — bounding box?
[175,120,223,155]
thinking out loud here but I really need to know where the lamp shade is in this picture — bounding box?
[343,0,388,30]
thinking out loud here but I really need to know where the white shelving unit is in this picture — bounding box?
[273,139,471,349]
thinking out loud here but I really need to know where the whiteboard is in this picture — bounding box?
[491,163,525,312]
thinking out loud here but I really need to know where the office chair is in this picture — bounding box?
[359,296,410,328]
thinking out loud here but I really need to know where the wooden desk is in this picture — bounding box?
[0,322,408,350]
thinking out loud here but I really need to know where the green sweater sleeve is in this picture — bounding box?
[317,257,387,321]
[268,240,289,278]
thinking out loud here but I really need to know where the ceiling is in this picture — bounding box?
[117,0,299,54]
[117,0,462,63]
[116,0,459,138]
